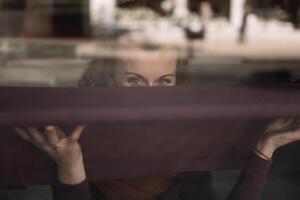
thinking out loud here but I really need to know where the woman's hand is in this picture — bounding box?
[256,118,300,160]
[14,125,87,185]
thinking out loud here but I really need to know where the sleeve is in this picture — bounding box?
[51,178,92,200]
[226,152,272,200]
[179,171,217,200]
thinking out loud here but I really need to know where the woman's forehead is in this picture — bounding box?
[119,48,178,67]
[115,49,177,77]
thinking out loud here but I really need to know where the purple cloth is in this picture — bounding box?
[0,84,299,186]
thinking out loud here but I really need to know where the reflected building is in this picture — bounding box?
[0,0,299,38]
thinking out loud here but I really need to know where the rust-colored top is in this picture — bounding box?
[94,173,178,200]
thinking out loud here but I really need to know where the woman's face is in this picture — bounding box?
[114,51,177,87]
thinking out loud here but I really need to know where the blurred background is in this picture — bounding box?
[0,0,299,86]
[0,0,300,200]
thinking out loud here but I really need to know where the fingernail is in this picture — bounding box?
[46,126,54,130]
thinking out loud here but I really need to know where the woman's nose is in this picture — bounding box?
[148,82,156,87]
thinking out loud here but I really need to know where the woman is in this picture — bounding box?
[77,46,215,199]
[15,45,300,200]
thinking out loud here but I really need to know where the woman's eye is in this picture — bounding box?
[159,79,172,86]
[127,77,142,86]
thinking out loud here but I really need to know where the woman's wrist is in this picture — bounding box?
[255,137,276,160]
[57,160,86,185]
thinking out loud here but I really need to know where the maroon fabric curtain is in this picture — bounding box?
[0,84,299,186]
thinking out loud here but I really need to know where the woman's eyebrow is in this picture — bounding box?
[158,74,175,79]
[125,72,148,83]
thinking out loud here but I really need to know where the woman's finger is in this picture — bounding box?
[14,127,32,142]
[54,126,67,139]
[265,118,298,133]
[70,125,86,142]
[45,125,61,146]
[289,127,300,140]
[17,127,56,157]
[27,127,47,147]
